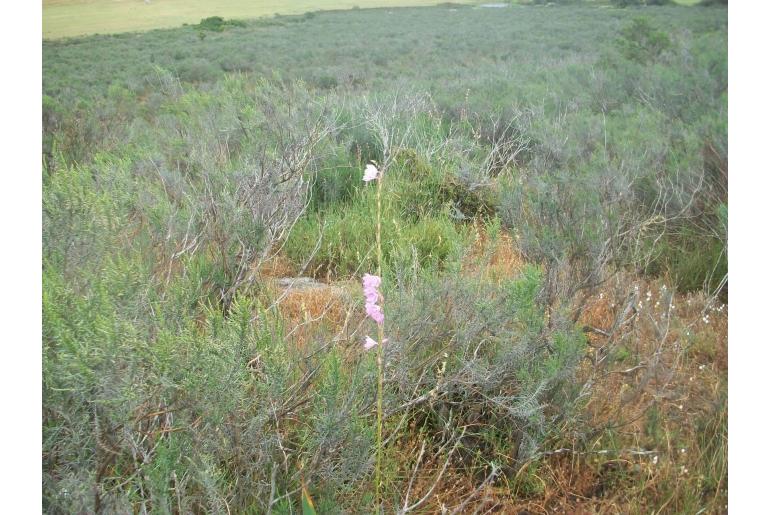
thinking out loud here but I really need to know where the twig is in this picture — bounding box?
[448,464,500,515]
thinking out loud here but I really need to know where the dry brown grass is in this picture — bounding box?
[541,276,726,514]
[269,280,358,352]
[461,223,527,283]
[256,250,299,279]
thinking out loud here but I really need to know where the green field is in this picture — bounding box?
[43,2,727,512]
[43,0,707,39]
[43,0,479,39]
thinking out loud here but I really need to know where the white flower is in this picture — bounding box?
[363,163,379,182]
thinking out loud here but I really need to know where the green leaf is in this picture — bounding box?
[301,485,317,515]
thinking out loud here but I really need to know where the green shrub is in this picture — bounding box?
[314,74,339,90]
[175,58,219,82]
[43,186,375,509]
[197,16,245,32]
[384,267,586,475]
[199,16,226,31]
[616,17,673,64]
[388,148,497,221]
[219,54,253,72]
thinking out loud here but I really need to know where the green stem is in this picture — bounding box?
[375,171,384,512]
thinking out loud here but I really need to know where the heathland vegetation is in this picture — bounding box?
[43,2,727,512]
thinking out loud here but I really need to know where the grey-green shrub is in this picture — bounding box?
[384,266,586,475]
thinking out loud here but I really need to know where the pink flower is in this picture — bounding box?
[363,163,379,182]
[364,336,388,351]
[365,302,384,324]
[362,273,384,325]
[362,273,381,290]
[364,336,378,350]
[363,273,381,304]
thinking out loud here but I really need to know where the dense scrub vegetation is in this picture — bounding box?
[43,3,727,512]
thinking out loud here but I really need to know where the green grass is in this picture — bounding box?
[285,181,471,278]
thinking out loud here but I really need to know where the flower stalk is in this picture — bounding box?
[374,165,385,510]
[362,162,385,509]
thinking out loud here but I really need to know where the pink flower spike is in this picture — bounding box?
[363,163,379,182]
[364,336,378,350]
